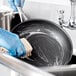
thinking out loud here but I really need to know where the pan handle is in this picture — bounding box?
[17,7,28,22]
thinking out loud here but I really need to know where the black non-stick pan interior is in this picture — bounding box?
[12,19,73,67]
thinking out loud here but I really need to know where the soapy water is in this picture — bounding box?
[19,31,64,67]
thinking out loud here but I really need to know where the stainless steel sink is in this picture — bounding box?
[39,55,76,76]
[0,51,76,76]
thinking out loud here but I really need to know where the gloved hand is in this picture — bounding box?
[8,0,25,12]
[0,28,26,57]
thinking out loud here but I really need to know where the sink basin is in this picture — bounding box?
[54,55,76,76]
[40,55,76,76]
[52,70,76,76]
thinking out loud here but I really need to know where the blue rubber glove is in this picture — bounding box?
[8,0,25,12]
[0,28,26,57]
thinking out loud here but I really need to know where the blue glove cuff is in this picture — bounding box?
[0,28,26,57]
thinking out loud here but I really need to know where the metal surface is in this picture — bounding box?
[1,53,76,76]
[56,0,76,29]
[0,53,54,76]
[0,11,12,31]
[69,0,76,27]
[12,19,73,67]
[70,0,76,2]
[17,7,28,22]
[41,65,76,72]
[41,65,76,76]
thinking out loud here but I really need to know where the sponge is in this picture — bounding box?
[20,38,33,58]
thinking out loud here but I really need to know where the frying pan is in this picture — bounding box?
[11,19,73,67]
